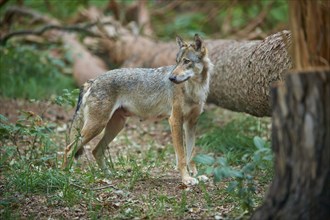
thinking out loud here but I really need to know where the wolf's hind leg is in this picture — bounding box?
[92,108,127,174]
[63,114,107,169]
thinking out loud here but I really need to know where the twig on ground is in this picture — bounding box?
[69,181,119,191]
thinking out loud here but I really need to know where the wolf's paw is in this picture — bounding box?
[182,177,199,186]
[197,175,208,182]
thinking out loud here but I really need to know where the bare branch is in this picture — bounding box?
[2,6,58,26]
[0,21,117,45]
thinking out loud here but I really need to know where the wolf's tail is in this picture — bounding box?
[69,80,93,158]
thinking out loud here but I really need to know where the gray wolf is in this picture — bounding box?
[63,34,213,185]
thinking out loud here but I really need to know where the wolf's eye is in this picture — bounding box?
[183,59,190,64]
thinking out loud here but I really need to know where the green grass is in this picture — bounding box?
[0,43,76,100]
[0,105,273,219]
[197,109,270,165]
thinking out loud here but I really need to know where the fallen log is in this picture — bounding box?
[208,31,292,117]
[63,33,107,86]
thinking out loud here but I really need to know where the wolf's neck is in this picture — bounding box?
[201,57,213,84]
[185,57,213,103]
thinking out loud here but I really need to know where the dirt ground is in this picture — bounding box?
[0,97,258,219]
[0,98,74,123]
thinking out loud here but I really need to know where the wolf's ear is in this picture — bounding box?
[194,34,203,51]
[176,35,186,48]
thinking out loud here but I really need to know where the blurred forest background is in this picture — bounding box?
[0,0,288,99]
[0,0,291,219]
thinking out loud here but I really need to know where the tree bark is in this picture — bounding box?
[208,30,291,117]
[251,70,330,220]
[288,0,330,70]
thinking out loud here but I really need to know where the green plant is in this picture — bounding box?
[197,115,269,165]
[0,112,55,164]
[0,44,75,99]
[194,136,273,212]
[0,112,100,217]
[164,13,207,39]
[54,88,80,108]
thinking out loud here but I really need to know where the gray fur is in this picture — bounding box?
[88,66,175,120]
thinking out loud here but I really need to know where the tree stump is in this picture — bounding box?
[251,70,330,220]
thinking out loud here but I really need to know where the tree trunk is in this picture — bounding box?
[251,70,330,219]
[252,1,330,218]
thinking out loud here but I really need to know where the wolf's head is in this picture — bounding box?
[169,34,209,84]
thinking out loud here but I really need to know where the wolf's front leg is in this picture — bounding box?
[169,112,198,186]
[184,121,198,176]
[184,108,208,182]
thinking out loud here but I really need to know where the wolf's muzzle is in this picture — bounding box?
[169,76,177,82]
[169,76,190,84]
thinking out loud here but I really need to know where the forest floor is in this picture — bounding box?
[0,98,272,219]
